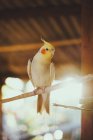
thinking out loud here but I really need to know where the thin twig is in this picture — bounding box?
[53,103,93,112]
[2,89,42,103]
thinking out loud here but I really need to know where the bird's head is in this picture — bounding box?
[39,39,55,61]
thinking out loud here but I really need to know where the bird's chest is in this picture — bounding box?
[31,62,51,87]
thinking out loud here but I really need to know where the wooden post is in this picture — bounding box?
[0,82,3,140]
[81,0,93,140]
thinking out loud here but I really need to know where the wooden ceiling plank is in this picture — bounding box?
[0,5,81,20]
[0,21,19,43]
[48,17,65,38]
[1,0,13,8]
[60,16,75,38]
[19,19,39,40]
[60,0,70,4]
[38,17,56,38]
[50,0,59,5]
[10,19,32,42]
[70,16,81,35]
[0,38,81,52]
[29,18,47,38]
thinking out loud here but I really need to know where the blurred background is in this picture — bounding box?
[0,0,81,139]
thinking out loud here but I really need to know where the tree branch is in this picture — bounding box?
[1,74,93,103]
[1,83,63,103]
[53,103,93,112]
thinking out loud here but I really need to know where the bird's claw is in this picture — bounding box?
[34,87,46,95]
[41,87,46,93]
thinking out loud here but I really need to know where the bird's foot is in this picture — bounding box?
[34,87,45,95]
[40,87,46,94]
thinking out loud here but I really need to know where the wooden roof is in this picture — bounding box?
[0,0,81,83]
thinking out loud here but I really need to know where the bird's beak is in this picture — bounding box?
[41,48,46,54]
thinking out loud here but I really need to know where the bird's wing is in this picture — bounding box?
[27,59,35,86]
[27,59,32,80]
[50,62,55,84]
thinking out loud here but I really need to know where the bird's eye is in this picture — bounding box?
[46,48,49,51]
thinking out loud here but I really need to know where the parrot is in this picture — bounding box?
[27,39,55,113]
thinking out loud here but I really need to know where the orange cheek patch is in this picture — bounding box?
[41,49,46,54]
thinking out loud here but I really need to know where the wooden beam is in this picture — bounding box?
[0,38,81,53]
[0,90,2,140]
[0,78,4,140]
[81,0,93,140]
[0,5,81,20]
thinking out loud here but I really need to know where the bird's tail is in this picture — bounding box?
[37,94,43,113]
[37,93,50,113]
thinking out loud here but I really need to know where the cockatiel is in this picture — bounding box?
[27,39,55,113]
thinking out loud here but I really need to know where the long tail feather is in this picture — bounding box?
[37,95,43,113]
[37,93,50,113]
[45,93,50,113]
